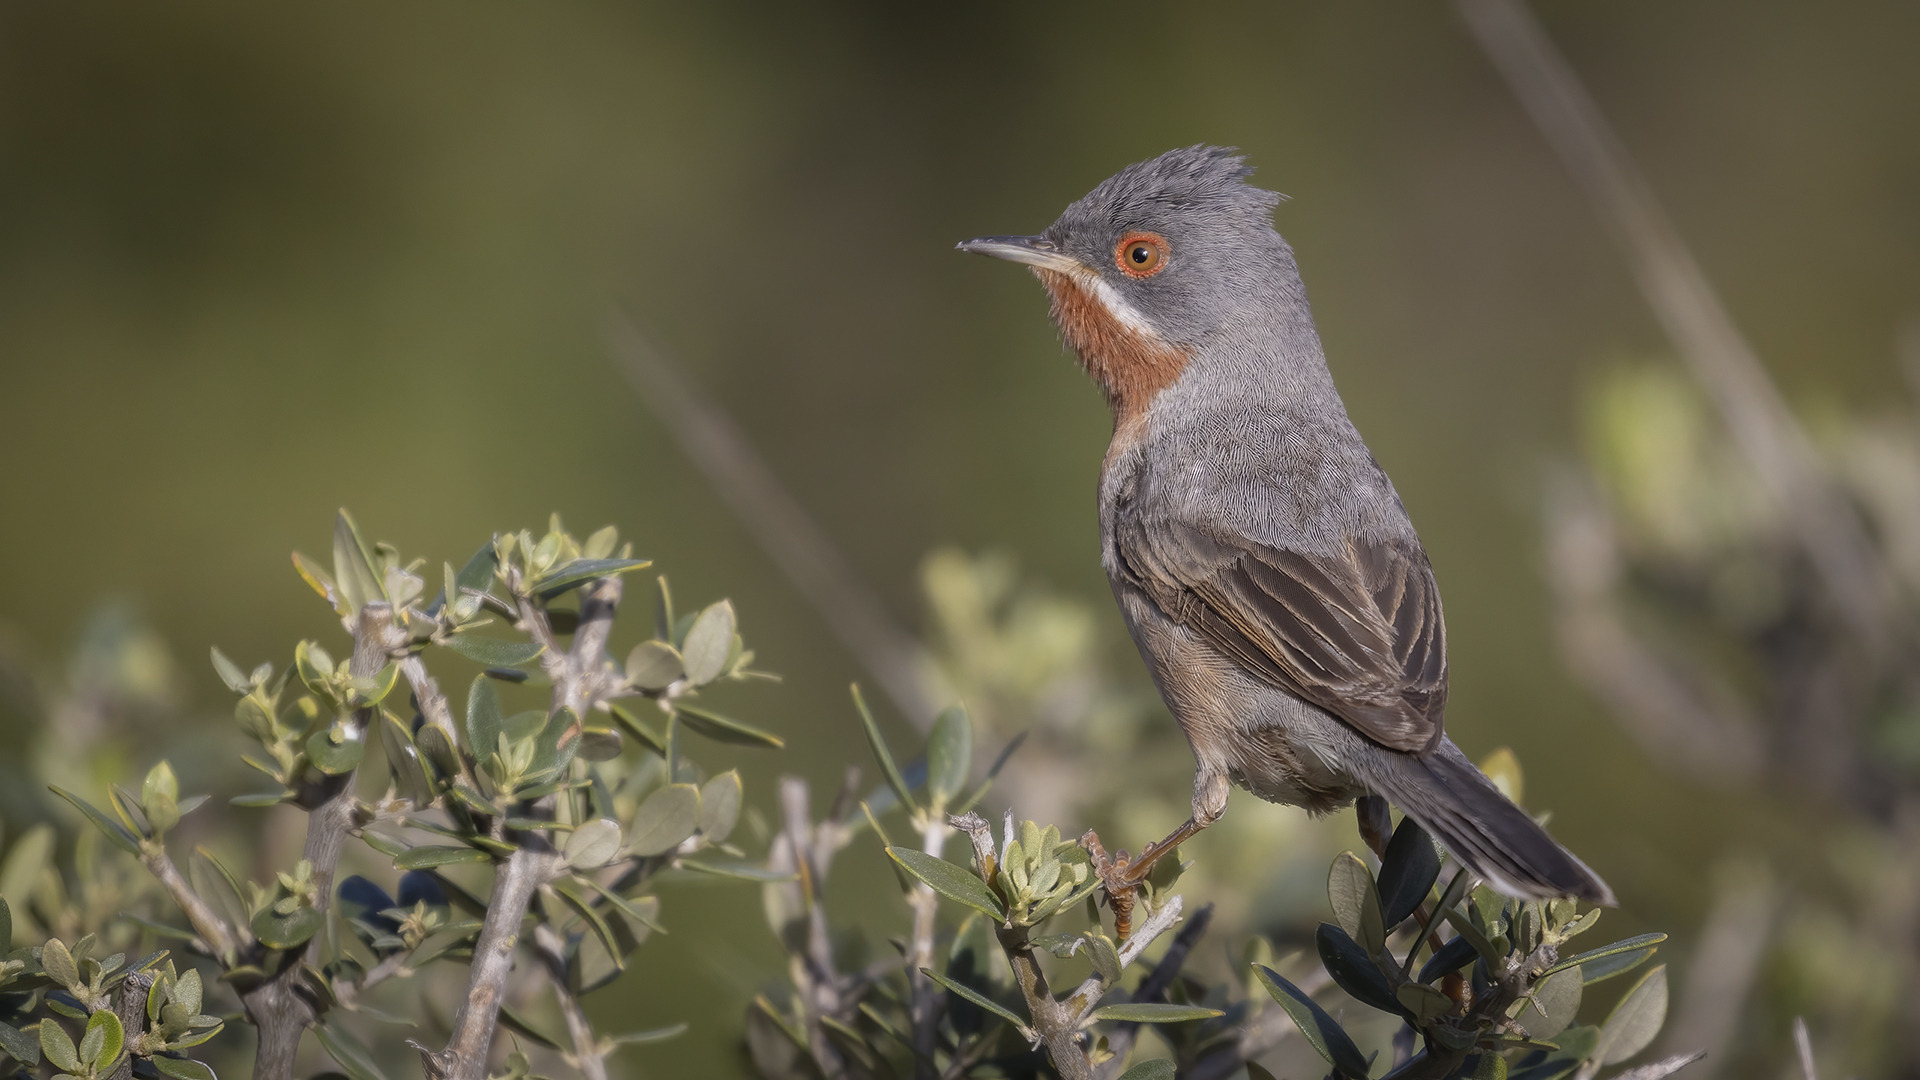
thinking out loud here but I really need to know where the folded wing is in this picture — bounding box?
[1114,515,1447,753]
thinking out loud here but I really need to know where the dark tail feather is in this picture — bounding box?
[1372,740,1615,905]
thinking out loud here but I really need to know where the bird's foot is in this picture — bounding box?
[1079,828,1184,939]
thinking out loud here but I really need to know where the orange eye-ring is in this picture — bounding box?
[1115,232,1169,278]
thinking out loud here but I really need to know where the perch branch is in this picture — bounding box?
[533,922,609,1080]
[908,816,949,1080]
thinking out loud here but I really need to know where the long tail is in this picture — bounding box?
[1370,738,1615,905]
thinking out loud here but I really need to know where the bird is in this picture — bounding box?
[957,145,1612,933]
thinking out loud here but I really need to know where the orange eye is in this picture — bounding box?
[1115,232,1169,277]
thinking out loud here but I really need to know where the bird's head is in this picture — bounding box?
[958,145,1292,425]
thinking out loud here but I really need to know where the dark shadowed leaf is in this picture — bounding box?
[1253,964,1370,1080]
[1115,1062,1176,1080]
[1377,817,1442,927]
[463,675,505,757]
[888,847,1005,920]
[1417,934,1481,984]
[1316,923,1410,1019]
[306,726,367,775]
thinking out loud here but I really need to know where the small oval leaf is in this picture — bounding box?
[393,846,492,870]
[440,636,545,668]
[628,784,702,857]
[564,819,623,870]
[681,601,737,685]
[887,847,1005,921]
[625,641,684,691]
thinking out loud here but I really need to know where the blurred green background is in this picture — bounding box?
[2,0,1917,1075]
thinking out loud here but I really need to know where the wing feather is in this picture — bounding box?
[1115,516,1447,753]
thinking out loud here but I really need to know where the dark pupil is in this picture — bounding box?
[1130,245,1151,264]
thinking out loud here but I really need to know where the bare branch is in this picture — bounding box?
[140,851,238,963]
[908,817,950,1080]
[993,919,1093,1080]
[534,922,610,1080]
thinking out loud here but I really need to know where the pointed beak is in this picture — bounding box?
[955,234,1085,274]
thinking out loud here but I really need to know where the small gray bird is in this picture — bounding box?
[959,146,1612,930]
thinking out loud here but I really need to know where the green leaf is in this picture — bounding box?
[440,636,545,668]
[83,1009,123,1070]
[1376,817,1441,927]
[1507,1026,1598,1080]
[920,967,1030,1035]
[41,936,79,989]
[455,540,498,597]
[1328,851,1386,955]
[49,786,143,855]
[564,819,623,870]
[1579,946,1658,986]
[1396,982,1453,1024]
[926,704,972,808]
[306,725,367,775]
[1252,964,1370,1080]
[209,647,252,693]
[531,557,651,598]
[332,509,386,615]
[0,1019,39,1065]
[1083,930,1122,984]
[887,848,1005,921]
[499,1002,565,1049]
[464,675,506,757]
[625,641,683,691]
[379,713,435,806]
[153,1055,218,1079]
[628,784,701,857]
[252,905,323,950]
[1115,1062,1176,1080]
[854,685,918,817]
[606,703,667,756]
[549,879,626,972]
[1315,923,1409,1019]
[173,968,204,1016]
[1090,1003,1223,1023]
[394,846,491,870]
[315,1019,392,1080]
[680,601,736,685]
[673,704,783,749]
[1543,933,1667,979]
[699,771,743,844]
[1517,966,1583,1040]
[0,896,9,954]
[40,1019,79,1073]
[1595,964,1667,1065]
